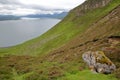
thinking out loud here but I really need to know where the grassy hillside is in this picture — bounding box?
[0,0,120,56]
[0,0,120,80]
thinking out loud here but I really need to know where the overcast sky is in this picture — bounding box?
[0,0,85,16]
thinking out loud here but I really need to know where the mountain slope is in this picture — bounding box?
[0,15,20,21]
[44,3,120,78]
[0,0,120,56]
[0,0,120,80]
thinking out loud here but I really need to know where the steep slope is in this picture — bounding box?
[49,4,120,56]
[0,0,120,56]
[44,4,120,78]
[0,0,120,80]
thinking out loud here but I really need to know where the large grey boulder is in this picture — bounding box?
[82,51,116,74]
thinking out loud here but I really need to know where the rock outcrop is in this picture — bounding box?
[73,0,112,16]
[82,51,116,74]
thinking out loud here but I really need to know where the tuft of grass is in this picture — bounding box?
[12,69,33,80]
[58,70,117,80]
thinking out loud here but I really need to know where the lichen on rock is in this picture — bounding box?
[82,51,116,74]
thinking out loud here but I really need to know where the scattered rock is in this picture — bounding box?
[82,51,116,74]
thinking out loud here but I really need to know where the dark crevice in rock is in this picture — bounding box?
[108,36,120,38]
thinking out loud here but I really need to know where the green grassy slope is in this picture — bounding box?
[0,55,118,80]
[0,0,120,80]
[0,0,120,56]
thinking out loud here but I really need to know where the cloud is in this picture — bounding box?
[0,0,85,15]
[0,0,19,4]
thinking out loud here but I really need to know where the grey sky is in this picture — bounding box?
[0,0,85,15]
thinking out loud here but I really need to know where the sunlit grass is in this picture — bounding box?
[58,70,117,80]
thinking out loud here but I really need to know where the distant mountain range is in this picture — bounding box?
[0,15,20,21]
[23,12,68,19]
[0,12,68,21]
